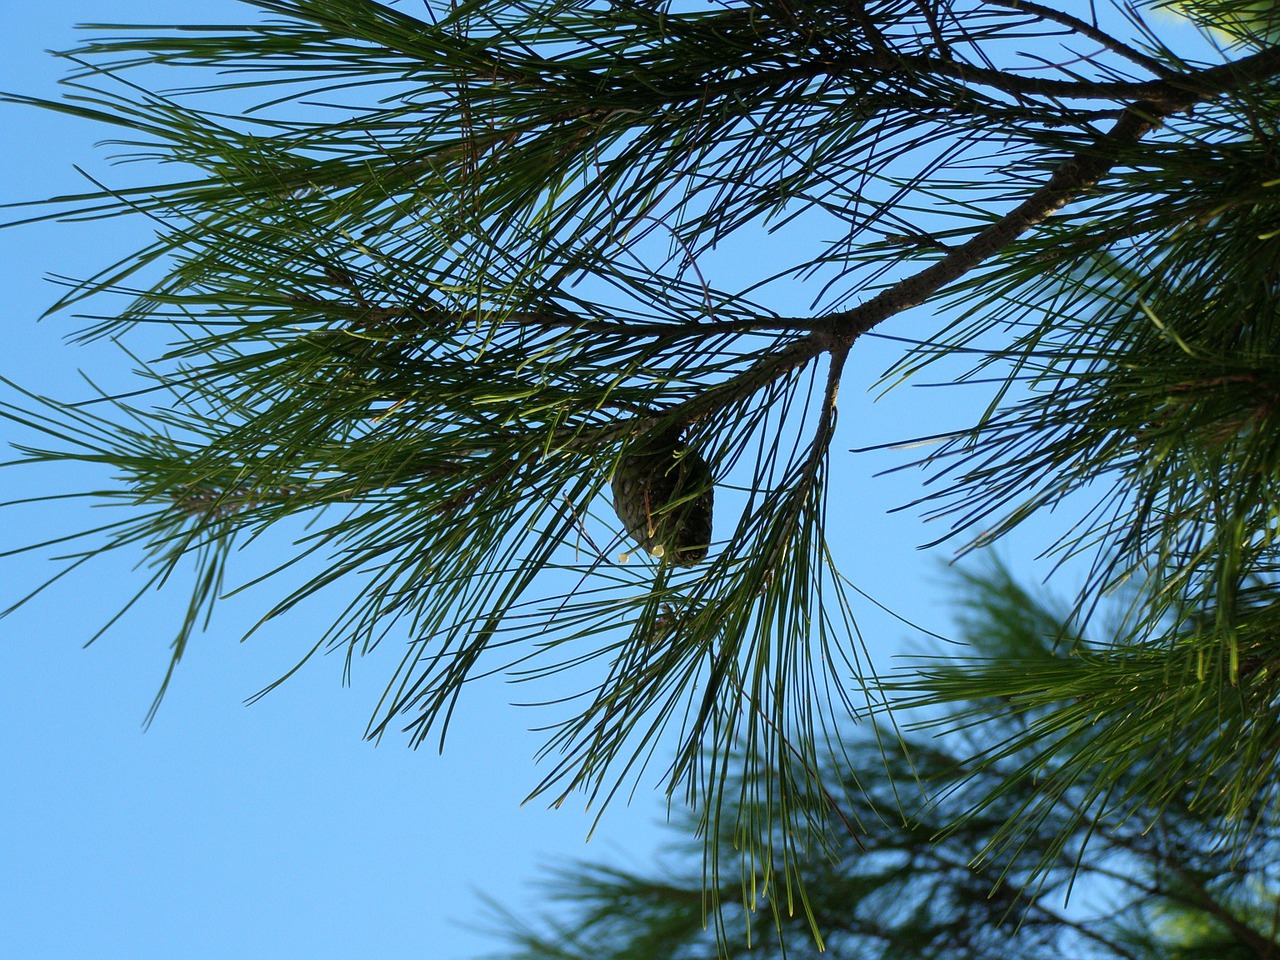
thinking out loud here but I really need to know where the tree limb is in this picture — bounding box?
[665,43,1280,426]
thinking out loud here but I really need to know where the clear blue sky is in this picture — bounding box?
[0,3,1143,959]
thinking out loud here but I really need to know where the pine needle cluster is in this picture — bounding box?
[4,0,1280,935]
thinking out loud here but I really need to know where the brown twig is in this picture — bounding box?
[657,44,1280,427]
[982,0,1181,79]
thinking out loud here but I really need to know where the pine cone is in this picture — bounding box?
[612,429,713,566]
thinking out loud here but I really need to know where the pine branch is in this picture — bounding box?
[831,52,1178,100]
[828,42,1280,343]
[665,41,1280,428]
[9,7,1280,944]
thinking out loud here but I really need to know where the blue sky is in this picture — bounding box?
[0,3,1152,958]
[0,7,689,957]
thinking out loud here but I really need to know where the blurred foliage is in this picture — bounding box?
[484,563,1280,960]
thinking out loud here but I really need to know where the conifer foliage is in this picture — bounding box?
[4,0,1280,923]
[487,565,1280,960]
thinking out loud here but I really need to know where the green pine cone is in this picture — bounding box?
[611,431,713,566]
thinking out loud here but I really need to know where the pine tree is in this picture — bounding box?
[483,564,1280,960]
[4,0,1280,925]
